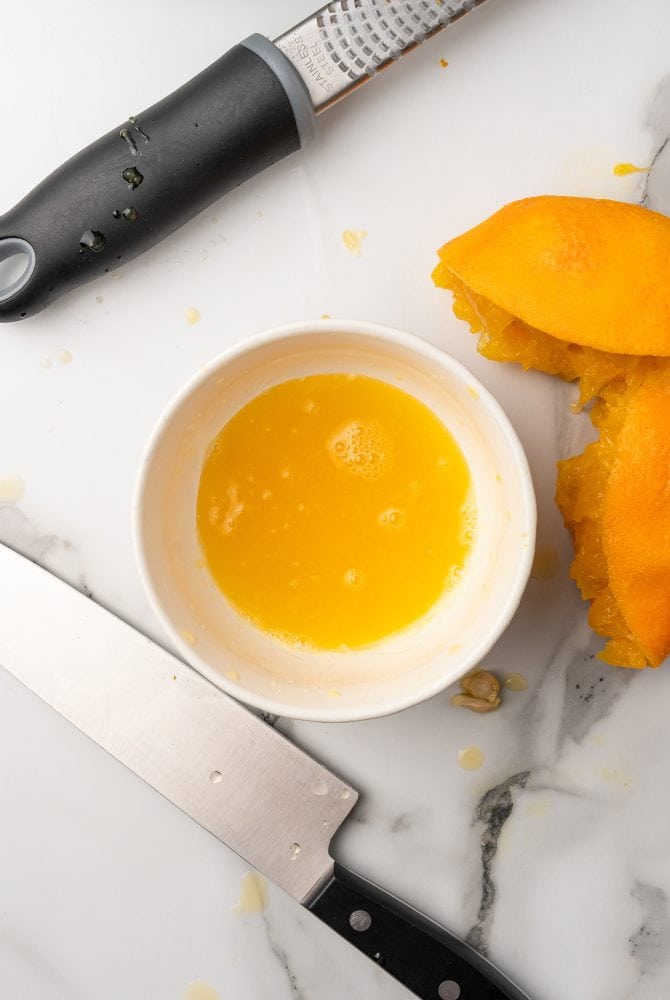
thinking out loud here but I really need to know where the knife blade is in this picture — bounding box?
[0,542,531,1000]
[0,0,492,321]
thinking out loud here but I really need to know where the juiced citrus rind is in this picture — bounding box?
[435,196,670,357]
[601,371,670,666]
[434,197,670,669]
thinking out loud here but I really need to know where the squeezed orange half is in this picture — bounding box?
[433,195,670,668]
[197,374,474,650]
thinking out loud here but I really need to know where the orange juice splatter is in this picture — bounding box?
[342,230,368,256]
[0,476,25,504]
[458,746,485,771]
[185,982,219,1000]
[233,872,268,915]
[439,58,449,68]
[613,162,649,176]
[197,375,475,650]
[505,672,529,691]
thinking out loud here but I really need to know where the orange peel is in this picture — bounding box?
[433,196,670,668]
[434,196,670,357]
[602,371,670,666]
[556,371,670,668]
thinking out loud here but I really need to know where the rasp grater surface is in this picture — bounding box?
[276,0,489,111]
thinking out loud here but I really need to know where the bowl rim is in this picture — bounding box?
[132,318,536,722]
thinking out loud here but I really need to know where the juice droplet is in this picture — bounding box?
[233,872,268,915]
[613,162,649,176]
[184,981,220,1000]
[185,306,201,325]
[119,128,138,156]
[505,672,528,692]
[133,122,150,144]
[123,206,138,222]
[58,349,73,365]
[342,229,368,256]
[0,476,25,504]
[458,746,485,771]
[80,229,106,253]
[122,166,144,189]
[180,629,196,646]
[226,668,240,682]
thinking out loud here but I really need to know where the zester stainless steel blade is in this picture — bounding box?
[0,543,357,903]
[275,0,489,111]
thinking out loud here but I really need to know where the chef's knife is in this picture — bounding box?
[0,0,489,321]
[0,543,530,1000]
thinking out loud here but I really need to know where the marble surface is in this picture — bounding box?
[2,2,670,998]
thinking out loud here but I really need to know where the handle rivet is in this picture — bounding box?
[349,909,372,932]
[438,981,461,1000]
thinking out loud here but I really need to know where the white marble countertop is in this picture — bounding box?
[2,2,670,998]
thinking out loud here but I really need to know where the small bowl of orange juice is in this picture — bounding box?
[134,320,535,721]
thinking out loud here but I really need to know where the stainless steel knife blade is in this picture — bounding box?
[275,0,489,112]
[0,541,532,999]
[0,542,357,904]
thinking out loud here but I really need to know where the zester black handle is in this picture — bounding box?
[0,35,315,322]
[310,865,532,1000]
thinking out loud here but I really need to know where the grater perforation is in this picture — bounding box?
[276,0,488,111]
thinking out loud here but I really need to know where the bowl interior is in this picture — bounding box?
[135,324,535,721]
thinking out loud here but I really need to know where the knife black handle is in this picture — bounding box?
[0,35,315,323]
[310,865,532,1000]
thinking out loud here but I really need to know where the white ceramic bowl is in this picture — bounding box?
[133,320,536,722]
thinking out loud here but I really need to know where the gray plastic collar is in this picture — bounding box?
[242,34,318,147]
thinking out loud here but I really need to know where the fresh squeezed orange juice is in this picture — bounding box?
[197,374,474,650]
